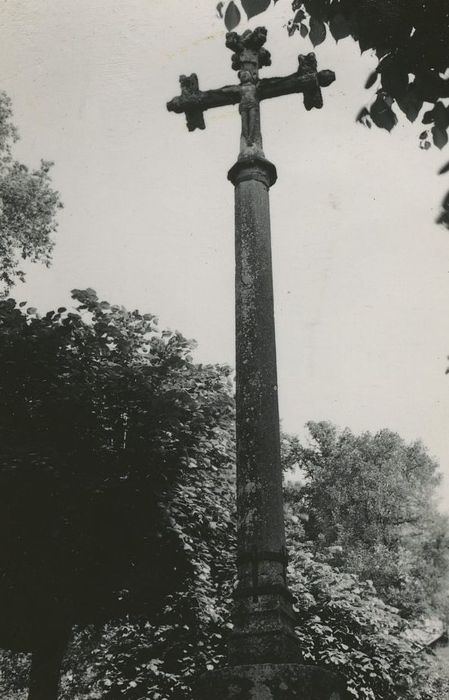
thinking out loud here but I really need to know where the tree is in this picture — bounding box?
[0,289,234,699]
[0,92,62,295]
[218,0,449,226]
[286,532,436,700]
[283,421,449,618]
[2,420,446,699]
[2,465,440,700]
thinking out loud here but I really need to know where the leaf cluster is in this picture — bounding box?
[0,293,447,697]
[32,473,443,700]
[287,541,435,700]
[284,421,449,618]
[2,422,444,699]
[0,290,235,653]
[0,92,62,293]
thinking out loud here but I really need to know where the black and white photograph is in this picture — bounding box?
[0,1,448,698]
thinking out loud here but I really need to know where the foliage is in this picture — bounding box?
[287,531,435,700]
[2,430,446,699]
[60,427,236,700]
[283,422,449,618]
[0,294,447,697]
[0,92,62,294]
[0,650,29,699]
[45,489,449,699]
[0,290,234,656]
[0,419,237,700]
[218,0,449,226]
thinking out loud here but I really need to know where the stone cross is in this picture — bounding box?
[168,28,345,700]
[168,27,334,158]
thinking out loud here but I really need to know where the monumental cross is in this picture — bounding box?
[167,27,346,700]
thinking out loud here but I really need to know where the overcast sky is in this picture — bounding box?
[1,0,449,509]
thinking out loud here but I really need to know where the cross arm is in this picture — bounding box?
[258,53,335,111]
[167,84,241,112]
[167,73,241,131]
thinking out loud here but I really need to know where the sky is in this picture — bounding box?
[1,0,449,509]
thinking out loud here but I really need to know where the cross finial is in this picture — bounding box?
[225,27,271,74]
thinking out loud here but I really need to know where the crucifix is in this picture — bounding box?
[168,27,344,700]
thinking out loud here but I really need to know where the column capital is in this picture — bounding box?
[228,155,277,188]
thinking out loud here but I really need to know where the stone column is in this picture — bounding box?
[227,154,298,666]
[196,154,347,699]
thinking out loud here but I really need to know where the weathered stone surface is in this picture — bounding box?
[232,155,282,558]
[196,664,347,700]
[226,155,300,666]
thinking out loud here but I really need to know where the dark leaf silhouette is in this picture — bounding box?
[365,71,378,90]
[224,1,241,30]
[438,161,449,175]
[370,92,397,132]
[395,88,422,123]
[422,109,435,125]
[305,0,327,21]
[241,0,271,20]
[309,16,326,46]
[433,101,449,130]
[432,125,448,150]
[329,13,350,41]
[294,8,306,22]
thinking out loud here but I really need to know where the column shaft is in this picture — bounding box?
[228,156,298,666]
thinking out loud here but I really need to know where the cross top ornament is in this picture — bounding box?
[225,26,272,73]
[167,27,335,158]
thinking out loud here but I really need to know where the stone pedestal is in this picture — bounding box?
[196,663,347,700]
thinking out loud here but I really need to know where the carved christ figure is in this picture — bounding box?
[238,69,260,151]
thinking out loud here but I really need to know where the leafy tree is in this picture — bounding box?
[2,425,446,700]
[1,291,447,698]
[283,421,449,618]
[218,0,449,226]
[62,423,236,700]
[2,472,441,700]
[287,525,436,700]
[0,92,62,294]
[0,290,234,699]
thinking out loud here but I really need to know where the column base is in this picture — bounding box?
[229,627,300,666]
[195,663,347,700]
